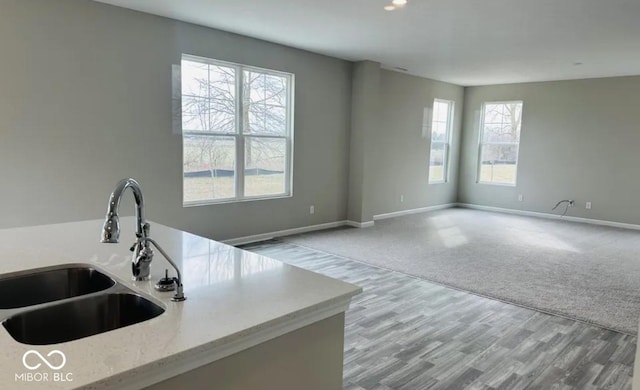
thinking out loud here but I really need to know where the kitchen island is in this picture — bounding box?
[0,218,361,390]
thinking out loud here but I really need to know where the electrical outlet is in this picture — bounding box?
[518,194,524,202]
[586,202,592,210]
[400,195,404,203]
[310,205,315,215]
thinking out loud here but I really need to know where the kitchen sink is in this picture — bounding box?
[3,293,165,345]
[0,265,115,309]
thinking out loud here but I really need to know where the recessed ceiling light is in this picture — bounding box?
[384,5,396,11]
[392,0,408,6]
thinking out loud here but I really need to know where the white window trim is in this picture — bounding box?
[476,100,523,187]
[181,54,295,207]
[428,99,454,185]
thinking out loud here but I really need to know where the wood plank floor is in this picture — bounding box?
[243,241,636,390]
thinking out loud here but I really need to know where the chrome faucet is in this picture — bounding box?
[101,178,186,301]
[101,178,153,281]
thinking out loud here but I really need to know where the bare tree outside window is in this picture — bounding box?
[478,101,523,185]
[181,56,293,204]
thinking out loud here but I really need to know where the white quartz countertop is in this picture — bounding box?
[0,218,361,390]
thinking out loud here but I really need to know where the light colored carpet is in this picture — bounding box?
[285,208,640,335]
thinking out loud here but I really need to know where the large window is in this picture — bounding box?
[478,101,523,185]
[181,55,294,205]
[428,99,454,184]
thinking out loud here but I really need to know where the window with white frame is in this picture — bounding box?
[478,101,523,185]
[181,55,294,205]
[428,99,454,183]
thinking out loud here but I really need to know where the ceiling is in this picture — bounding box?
[94,0,640,86]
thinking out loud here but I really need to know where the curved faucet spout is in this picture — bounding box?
[101,178,153,281]
[101,178,146,243]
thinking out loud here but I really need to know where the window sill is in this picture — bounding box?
[429,181,447,185]
[183,193,293,207]
[477,181,517,187]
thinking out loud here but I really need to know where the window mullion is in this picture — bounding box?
[206,65,211,133]
[445,143,451,182]
[183,130,235,137]
[235,66,245,199]
[477,137,484,184]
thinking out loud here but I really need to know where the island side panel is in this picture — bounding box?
[635,340,640,390]
[144,313,346,390]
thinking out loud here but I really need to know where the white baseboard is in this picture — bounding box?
[224,219,381,246]
[346,220,375,228]
[224,203,460,246]
[223,221,348,246]
[457,203,640,231]
[373,203,457,221]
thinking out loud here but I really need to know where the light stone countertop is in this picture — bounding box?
[0,217,361,390]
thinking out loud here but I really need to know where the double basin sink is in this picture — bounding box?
[0,265,164,345]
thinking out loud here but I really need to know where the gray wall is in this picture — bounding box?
[459,76,640,224]
[347,61,381,223]
[0,0,352,240]
[370,70,464,217]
